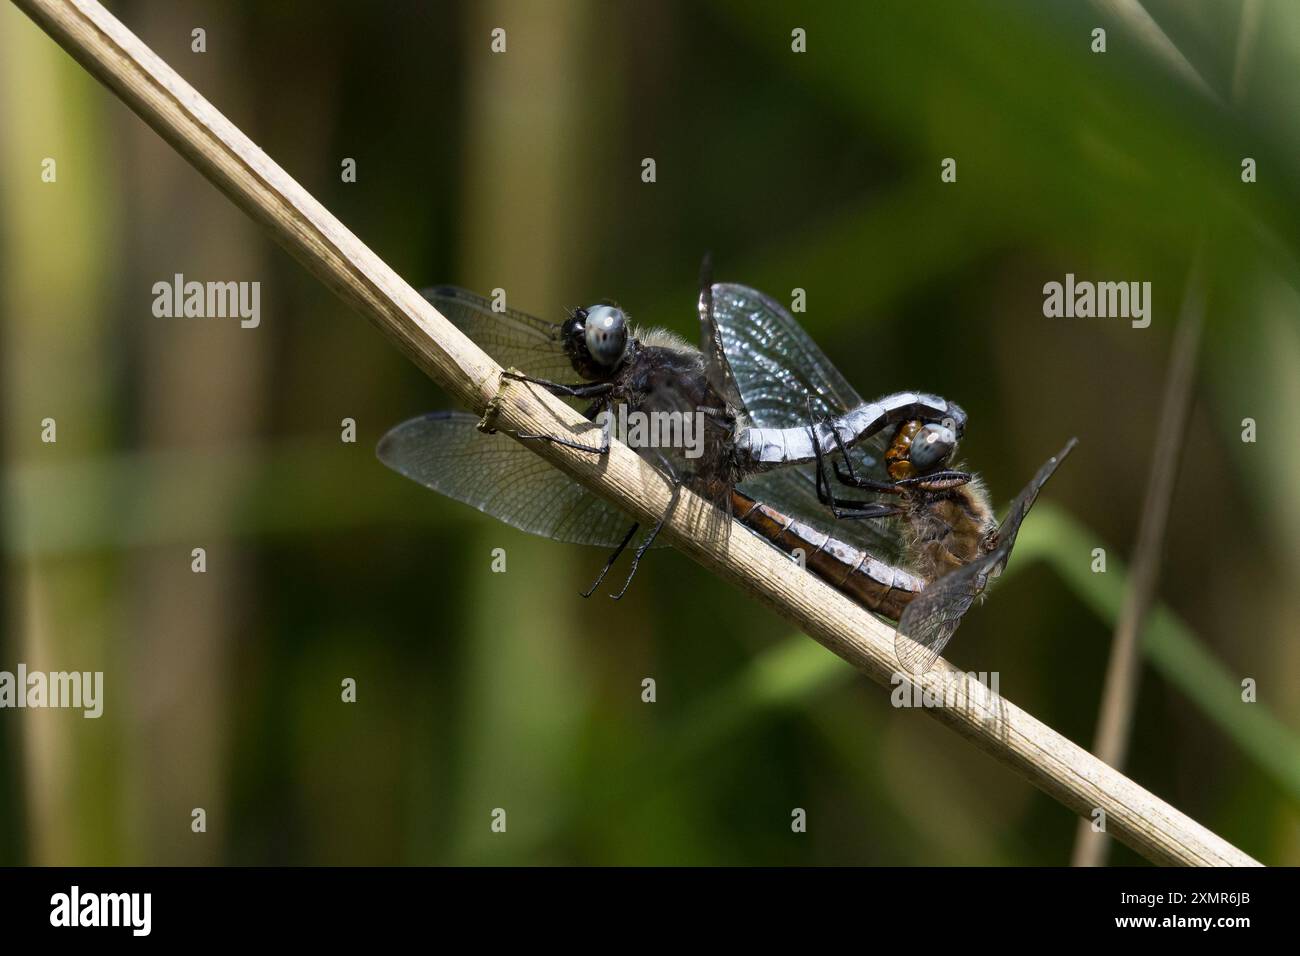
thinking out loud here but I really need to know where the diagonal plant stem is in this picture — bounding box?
[1231,0,1263,105]
[1071,247,1206,866]
[1087,0,1220,104]
[1072,0,1262,867]
[10,0,1260,866]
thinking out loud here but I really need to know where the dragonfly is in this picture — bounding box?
[377,277,960,599]
[706,282,1076,672]
[378,275,1071,672]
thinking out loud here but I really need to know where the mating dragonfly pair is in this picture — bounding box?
[378,266,1075,674]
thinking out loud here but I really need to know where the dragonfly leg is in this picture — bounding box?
[502,370,615,400]
[807,396,903,520]
[893,470,972,492]
[815,481,905,520]
[832,461,902,494]
[826,412,907,495]
[516,396,612,455]
[611,456,682,599]
[828,420,860,482]
[581,521,639,598]
[515,430,608,454]
[609,492,677,600]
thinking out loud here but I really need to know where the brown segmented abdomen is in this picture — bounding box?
[729,490,923,621]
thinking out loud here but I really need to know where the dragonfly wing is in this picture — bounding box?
[711,282,905,551]
[894,561,990,675]
[894,439,1078,674]
[421,286,577,384]
[696,269,748,417]
[988,438,1079,570]
[709,282,865,427]
[377,412,663,548]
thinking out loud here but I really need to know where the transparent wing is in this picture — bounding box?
[894,561,989,676]
[738,466,906,564]
[422,286,576,384]
[377,412,663,548]
[697,269,746,415]
[895,439,1078,674]
[711,282,902,556]
[710,282,865,426]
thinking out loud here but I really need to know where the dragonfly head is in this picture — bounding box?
[887,420,959,480]
[562,303,629,379]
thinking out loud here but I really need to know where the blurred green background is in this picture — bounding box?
[1,0,1296,865]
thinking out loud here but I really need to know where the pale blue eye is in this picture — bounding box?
[583,305,628,366]
[909,423,956,472]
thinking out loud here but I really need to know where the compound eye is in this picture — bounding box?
[909,423,956,472]
[582,304,628,366]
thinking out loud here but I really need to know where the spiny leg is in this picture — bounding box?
[822,407,908,495]
[892,470,972,491]
[610,455,682,600]
[807,395,846,513]
[832,460,906,493]
[517,395,613,455]
[812,419,869,518]
[581,521,639,598]
[516,432,608,454]
[825,424,899,494]
[610,489,679,600]
[816,478,906,520]
[807,396,903,519]
[828,416,862,483]
[501,370,615,400]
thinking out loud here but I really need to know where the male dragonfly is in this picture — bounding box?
[378,280,960,598]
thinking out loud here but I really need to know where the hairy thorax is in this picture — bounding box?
[903,476,998,582]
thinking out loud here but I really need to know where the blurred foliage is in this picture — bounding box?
[1,0,1297,865]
